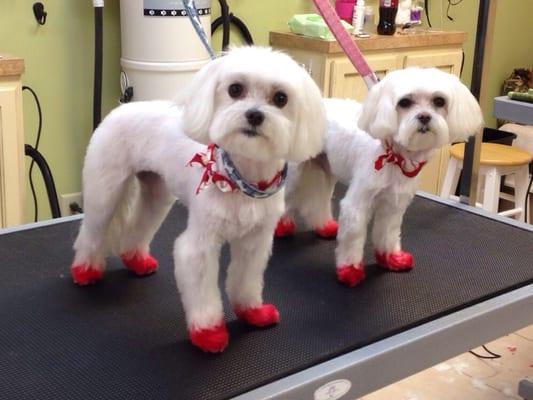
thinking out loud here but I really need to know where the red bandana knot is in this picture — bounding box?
[374,141,426,178]
[188,144,238,194]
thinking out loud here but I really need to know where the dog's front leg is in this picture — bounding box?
[173,225,227,353]
[335,185,376,287]
[226,222,280,328]
[372,192,414,271]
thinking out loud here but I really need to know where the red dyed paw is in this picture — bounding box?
[315,219,338,238]
[375,250,414,271]
[235,304,280,327]
[336,263,365,287]
[189,322,229,353]
[275,218,296,237]
[121,252,158,276]
[71,263,104,286]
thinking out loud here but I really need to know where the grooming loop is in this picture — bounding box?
[312,0,379,89]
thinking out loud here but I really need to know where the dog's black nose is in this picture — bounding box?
[417,113,432,125]
[245,108,265,127]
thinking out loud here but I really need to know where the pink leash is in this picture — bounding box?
[312,0,379,89]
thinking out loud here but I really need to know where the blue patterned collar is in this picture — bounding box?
[216,146,288,199]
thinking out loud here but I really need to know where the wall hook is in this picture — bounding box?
[33,2,47,25]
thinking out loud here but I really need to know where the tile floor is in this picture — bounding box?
[360,325,533,400]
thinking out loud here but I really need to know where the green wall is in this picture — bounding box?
[0,0,121,222]
[1,0,532,222]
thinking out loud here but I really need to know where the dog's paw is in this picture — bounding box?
[375,250,414,271]
[235,304,280,327]
[121,252,158,276]
[315,219,338,239]
[336,264,365,287]
[71,264,104,286]
[189,322,229,353]
[274,218,296,237]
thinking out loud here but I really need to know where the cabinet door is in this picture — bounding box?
[403,49,463,76]
[0,78,25,227]
[329,55,400,100]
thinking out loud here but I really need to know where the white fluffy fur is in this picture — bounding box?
[72,47,325,331]
[285,67,484,275]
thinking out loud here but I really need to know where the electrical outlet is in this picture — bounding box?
[59,192,83,216]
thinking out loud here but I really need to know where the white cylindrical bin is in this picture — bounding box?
[119,0,212,101]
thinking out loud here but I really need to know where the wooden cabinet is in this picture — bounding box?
[0,54,25,228]
[270,31,468,194]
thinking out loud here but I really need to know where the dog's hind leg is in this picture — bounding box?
[71,166,132,286]
[227,222,280,328]
[372,192,414,271]
[119,171,175,276]
[276,156,337,238]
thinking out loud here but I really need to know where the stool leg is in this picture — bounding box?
[440,158,461,199]
[514,166,529,223]
[483,167,501,214]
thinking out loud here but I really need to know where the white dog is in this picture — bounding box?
[70,47,326,352]
[279,67,484,286]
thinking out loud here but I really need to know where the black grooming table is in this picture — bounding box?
[0,193,532,400]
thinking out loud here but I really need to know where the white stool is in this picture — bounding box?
[440,142,532,222]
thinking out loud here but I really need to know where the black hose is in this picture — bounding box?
[24,144,61,219]
[218,0,231,51]
[93,6,103,131]
[211,14,254,45]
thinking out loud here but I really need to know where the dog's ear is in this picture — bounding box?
[357,78,398,139]
[175,57,224,144]
[446,75,484,142]
[287,69,327,162]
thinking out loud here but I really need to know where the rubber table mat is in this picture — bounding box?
[0,195,532,400]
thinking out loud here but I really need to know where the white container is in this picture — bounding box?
[119,0,212,101]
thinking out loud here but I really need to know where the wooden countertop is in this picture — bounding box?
[270,30,468,53]
[0,53,25,76]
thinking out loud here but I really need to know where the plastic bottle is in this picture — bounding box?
[352,0,366,35]
[335,0,356,24]
[363,5,375,34]
[377,0,398,35]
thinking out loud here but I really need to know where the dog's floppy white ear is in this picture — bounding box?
[175,57,224,144]
[287,69,327,162]
[446,75,484,142]
[357,79,398,139]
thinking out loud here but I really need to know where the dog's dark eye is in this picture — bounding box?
[433,96,446,108]
[398,98,413,108]
[228,83,244,99]
[272,91,288,108]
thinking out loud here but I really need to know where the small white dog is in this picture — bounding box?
[70,47,326,352]
[279,67,484,286]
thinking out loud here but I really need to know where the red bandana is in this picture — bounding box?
[374,141,426,178]
[188,144,238,194]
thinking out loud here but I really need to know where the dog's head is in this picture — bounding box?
[176,47,326,162]
[358,67,484,152]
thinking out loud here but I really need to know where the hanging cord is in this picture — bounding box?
[22,86,61,221]
[469,344,502,360]
[22,86,42,222]
[446,0,464,21]
[424,0,432,27]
